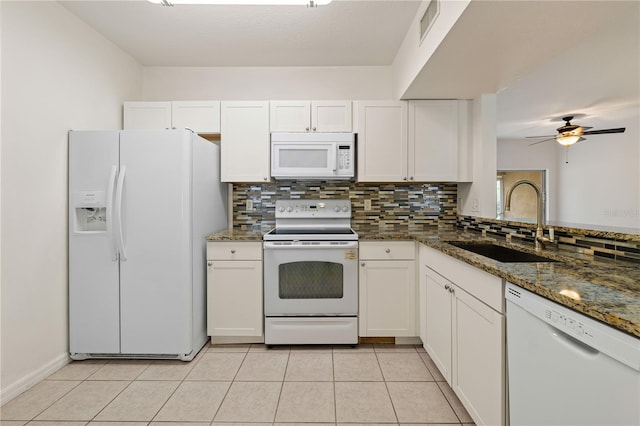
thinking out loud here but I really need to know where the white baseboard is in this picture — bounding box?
[1,352,70,406]
[210,336,264,345]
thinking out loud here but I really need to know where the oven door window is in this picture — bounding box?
[279,261,343,299]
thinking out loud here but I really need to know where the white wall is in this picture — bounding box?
[556,112,639,229]
[1,1,142,404]
[391,0,470,100]
[458,94,497,218]
[497,138,558,222]
[143,66,392,100]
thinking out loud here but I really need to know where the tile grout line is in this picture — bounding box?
[271,347,291,424]
[209,343,252,423]
[374,348,400,425]
[146,347,208,423]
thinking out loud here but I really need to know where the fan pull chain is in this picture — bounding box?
[565,146,569,164]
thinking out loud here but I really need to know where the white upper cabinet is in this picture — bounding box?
[356,100,470,183]
[356,101,408,182]
[123,101,221,134]
[270,100,352,132]
[171,101,221,134]
[408,100,459,182]
[123,102,172,130]
[220,101,270,183]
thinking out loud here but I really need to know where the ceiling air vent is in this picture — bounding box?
[419,0,440,44]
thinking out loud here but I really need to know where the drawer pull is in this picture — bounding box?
[231,249,236,254]
[385,248,391,253]
[361,262,366,267]
[207,261,212,267]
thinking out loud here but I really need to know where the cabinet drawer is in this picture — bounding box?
[207,242,262,261]
[359,241,415,260]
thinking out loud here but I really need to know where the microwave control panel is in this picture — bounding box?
[337,145,352,170]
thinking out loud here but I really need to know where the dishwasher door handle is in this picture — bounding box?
[548,324,600,358]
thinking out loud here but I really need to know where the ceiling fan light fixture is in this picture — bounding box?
[147,0,332,5]
[556,134,581,146]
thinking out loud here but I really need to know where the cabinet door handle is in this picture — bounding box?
[360,262,366,267]
[403,177,407,181]
[264,177,268,181]
[312,127,316,131]
[385,248,391,253]
[449,287,455,294]
[230,249,236,254]
[410,176,414,180]
[444,284,450,290]
[306,127,310,131]
[207,261,212,267]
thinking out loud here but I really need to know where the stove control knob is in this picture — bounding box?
[334,206,341,212]
[287,206,293,212]
[279,206,285,212]
[342,206,349,212]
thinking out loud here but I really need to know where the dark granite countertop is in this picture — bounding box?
[207,227,640,338]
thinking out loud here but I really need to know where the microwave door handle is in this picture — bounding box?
[330,144,337,173]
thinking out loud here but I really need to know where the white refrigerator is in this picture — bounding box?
[69,129,227,360]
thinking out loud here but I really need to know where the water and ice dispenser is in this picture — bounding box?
[73,191,107,232]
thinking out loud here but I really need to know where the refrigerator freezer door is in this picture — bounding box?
[69,131,120,355]
[118,130,193,355]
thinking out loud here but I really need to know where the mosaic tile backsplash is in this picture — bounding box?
[232,181,458,233]
[458,215,640,264]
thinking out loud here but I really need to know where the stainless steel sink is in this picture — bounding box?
[448,242,559,263]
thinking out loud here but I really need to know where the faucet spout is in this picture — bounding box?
[504,179,550,250]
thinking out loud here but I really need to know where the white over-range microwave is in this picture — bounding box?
[270,132,355,180]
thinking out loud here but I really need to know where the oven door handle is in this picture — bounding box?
[263,241,359,249]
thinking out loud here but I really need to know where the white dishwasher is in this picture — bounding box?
[505,282,640,426]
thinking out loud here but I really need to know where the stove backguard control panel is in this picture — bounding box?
[275,199,351,219]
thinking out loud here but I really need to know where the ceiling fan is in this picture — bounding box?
[527,116,626,146]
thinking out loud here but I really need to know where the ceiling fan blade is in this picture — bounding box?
[580,126,593,131]
[528,137,556,146]
[573,137,587,144]
[582,127,626,135]
[525,135,555,139]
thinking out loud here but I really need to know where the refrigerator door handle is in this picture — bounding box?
[106,165,118,261]
[115,165,128,262]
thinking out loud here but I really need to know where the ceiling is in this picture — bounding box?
[61,0,639,140]
[60,0,421,67]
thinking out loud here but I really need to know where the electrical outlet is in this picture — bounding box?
[246,200,253,211]
[472,198,479,212]
[364,199,372,211]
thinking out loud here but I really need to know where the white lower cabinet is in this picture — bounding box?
[359,241,416,337]
[420,244,505,426]
[206,242,263,339]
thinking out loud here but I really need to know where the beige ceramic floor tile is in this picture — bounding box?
[153,381,230,422]
[137,360,196,381]
[419,351,446,382]
[373,344,417,352]
[35,381,128,421]
[437,381,474,423]
[248,344,290,352]
[1,422,27,426]
[275,382,335,423]
[234,352,289,381]
[333,352,383,381]
[213,382,282,423]
[93,381,178,422]
[333,343,374,352]
[377,352,434,381]
[88,423,148,426]
[334,382,397,423]
[387,382,459,424]
[87,360,149,381]
[185,352,245,381]
[207,344,251,353]
[289,345,334,351]
[213,424,272,426]
[0,380,80,420]
[25,422,87,426]
[284,352,333,381]
[46,361,108,381]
